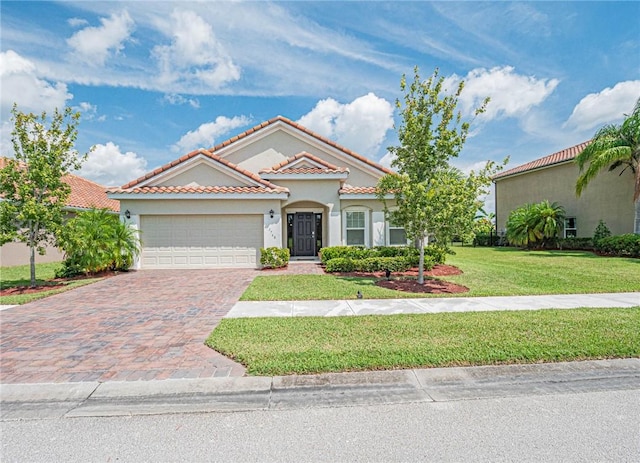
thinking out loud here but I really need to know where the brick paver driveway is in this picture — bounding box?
[0,269,258,383]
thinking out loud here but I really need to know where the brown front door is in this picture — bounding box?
[294,212,315,256]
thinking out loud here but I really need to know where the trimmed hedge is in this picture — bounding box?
[594,234,640,258]
[325,255,436,273]
[320,245,446,265]
[260,247,290,268]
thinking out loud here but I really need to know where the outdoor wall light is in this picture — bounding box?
[269,209,274,218]
[125,210,131,219]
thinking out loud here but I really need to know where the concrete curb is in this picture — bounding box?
[2,359,639,419]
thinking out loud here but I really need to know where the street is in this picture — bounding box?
[2,389,639,462]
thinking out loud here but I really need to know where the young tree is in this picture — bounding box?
[575,97,640,232]
[0,105,86,287]
[376,66,496,284]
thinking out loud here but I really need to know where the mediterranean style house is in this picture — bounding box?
[108,116,403,269]
[493,141,637,239]
[0,157,120,266]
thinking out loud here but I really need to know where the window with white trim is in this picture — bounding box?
[564,217,577,238]
[345,211,366,246]
[387,218,407,246]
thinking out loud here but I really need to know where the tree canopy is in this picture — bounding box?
[0,105,86,287]
[377,67,501,284]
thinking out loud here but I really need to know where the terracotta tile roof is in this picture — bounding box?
[0,157,119,212]
[260,152,349,176]
[121,117,392,189]
[338,185,379,195]
[493,141,591,180]
[107,185,286,195]
[118,149,287,193]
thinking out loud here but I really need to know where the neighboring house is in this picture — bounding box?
[493,141,636,239]
[0,157,120,266]
[108,116,402,269]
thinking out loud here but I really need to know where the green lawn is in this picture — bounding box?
[0,262,101,305]
[240,247,640,300]
[206,307,640,375]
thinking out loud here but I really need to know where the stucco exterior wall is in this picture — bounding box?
[1,242,64,267]
[118,198,281,216]
[495,162,635,236]
[156,162,246,187]
[227,130,381,186]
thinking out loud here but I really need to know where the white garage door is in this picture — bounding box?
[141,215,262,268]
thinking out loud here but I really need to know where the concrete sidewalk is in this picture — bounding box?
[226,292,640,318]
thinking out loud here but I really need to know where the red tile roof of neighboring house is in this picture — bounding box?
[120,117,393,189]
[493,141,591,180]
[260,152,349,175]
[0,157,119,212]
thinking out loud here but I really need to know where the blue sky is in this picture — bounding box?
[1,1,639,205]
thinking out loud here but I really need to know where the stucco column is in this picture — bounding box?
[328,205,341,247]
[263,212,282,248]
[371,211,386,246]
[122,213,141,270]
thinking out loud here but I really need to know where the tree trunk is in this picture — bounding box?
[634,199,640,234]
[29,245,36,288]
[418,234,426,285]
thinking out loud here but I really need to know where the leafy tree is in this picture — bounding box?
[58,208,140,276]
[506,200,565,249]
[376,66,497,284]
[575,97,640,233]
[0,105,86,287]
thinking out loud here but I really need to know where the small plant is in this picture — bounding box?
[260,247,290,268]
[593,220,612,245]
[506,200,565,249]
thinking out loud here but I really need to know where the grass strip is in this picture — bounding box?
[206,307,640,376]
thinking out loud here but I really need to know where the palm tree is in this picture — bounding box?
[575,98,640,233]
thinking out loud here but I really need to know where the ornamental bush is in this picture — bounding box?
[594,234,640,257]
[593,220,612,246]
[324,255,435,273]
[557,237,594,250]
[260,247,290,268]
[319,246,369,263]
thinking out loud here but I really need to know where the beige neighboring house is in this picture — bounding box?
[0,157,120,266]
[107,116,402,269]
[493,141,637,239]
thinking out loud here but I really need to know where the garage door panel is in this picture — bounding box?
[141,215,261,268]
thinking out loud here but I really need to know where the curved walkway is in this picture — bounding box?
[0,269,257,384]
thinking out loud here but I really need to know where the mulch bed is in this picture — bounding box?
[332,264,469,294]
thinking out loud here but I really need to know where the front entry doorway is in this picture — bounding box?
[288,212,322,257]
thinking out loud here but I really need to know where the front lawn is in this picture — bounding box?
[241,247,640,300]
[0,262,101,305]
[206,307,640,375]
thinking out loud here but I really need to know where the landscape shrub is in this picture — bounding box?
[594,234,640,257]
[557,237,593,250]
[593,220,612,246]
[325,257,357,272]
[319,246,369,263]
[57,208,140,277]
[424,245,447,264]
[473,233,499,247]
[260,247,290,268]
[373,246,419,258]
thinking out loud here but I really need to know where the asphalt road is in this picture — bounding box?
[2,389,639,462]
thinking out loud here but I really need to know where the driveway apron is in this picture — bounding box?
[0,269,257,383]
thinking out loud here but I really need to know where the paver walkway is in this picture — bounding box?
[0,269,258,383]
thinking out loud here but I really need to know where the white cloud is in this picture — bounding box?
[172,115,250,152]
[564,80,640,131]
[163,93,200,109]
[78,142,147,187]
[152,9,240,90]
[66,11,134,66]
[67,17,89,28]
[298,93,394,155]
[446,66,559,121]
[0,50,73,114]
